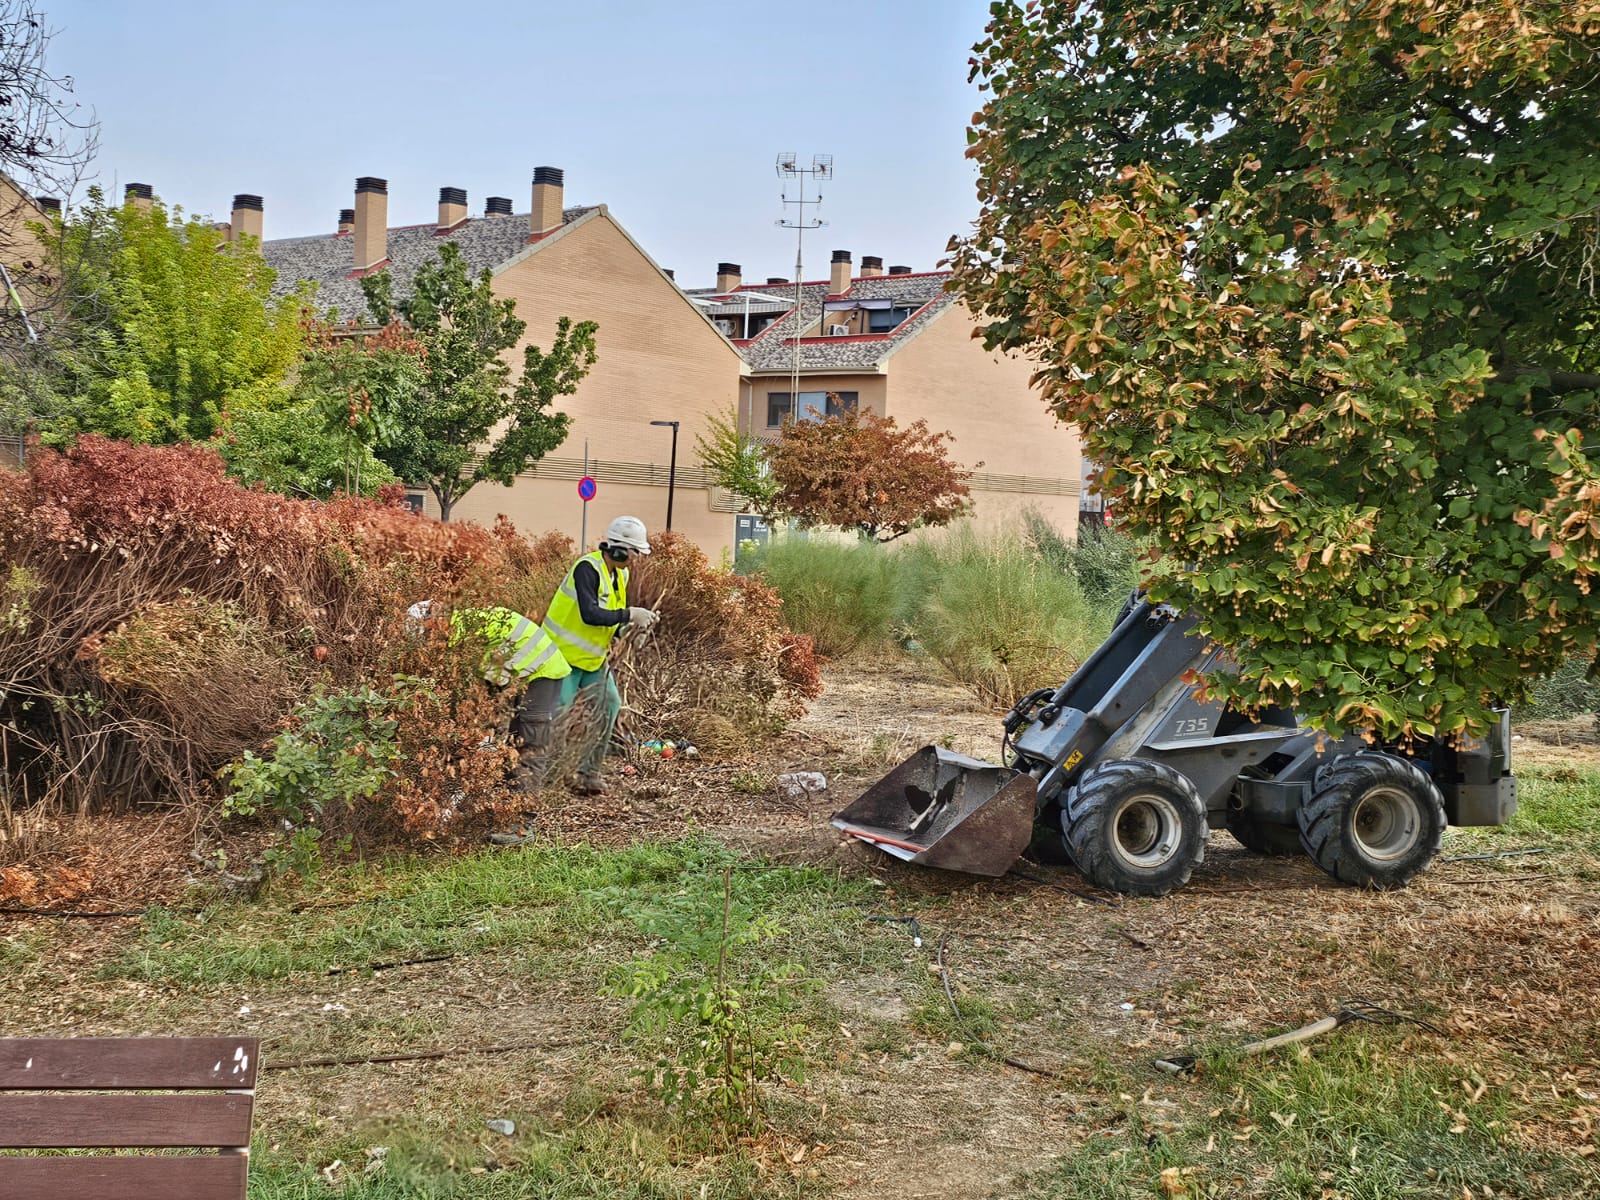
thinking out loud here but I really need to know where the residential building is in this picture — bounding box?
[686,251,1085,539]
[260,170,746,553]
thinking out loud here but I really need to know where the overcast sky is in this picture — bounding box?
[43,0,992,289]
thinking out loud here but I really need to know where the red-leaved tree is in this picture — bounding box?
[767,409,975,541]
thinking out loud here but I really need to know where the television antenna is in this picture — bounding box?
[776,154,832,417]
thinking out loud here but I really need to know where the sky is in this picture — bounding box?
[42,0,994,289]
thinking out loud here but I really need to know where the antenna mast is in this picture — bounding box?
[775,153,832,417]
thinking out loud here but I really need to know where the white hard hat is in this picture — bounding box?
[603,515,651,554]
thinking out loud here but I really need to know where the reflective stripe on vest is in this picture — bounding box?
[457,607,571,685]
[541,550,629,672]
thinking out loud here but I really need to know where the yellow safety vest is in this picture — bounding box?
[453,607,571,686]
[541,551,629,672]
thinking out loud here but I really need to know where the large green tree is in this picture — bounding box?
[953,0,1600,738]
[50,188,310,444]
[360,242,596,521]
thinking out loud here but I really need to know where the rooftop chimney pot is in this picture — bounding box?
[531,166,564,237]
[437,185,468,231]
[124,182,153,211]
[829,249,853,294]
[860,255,884,278]
[338,208,355,233]
[230,193,264,243]
[716,262,742,291]
[484,196,512,216]
[34,195,60,215]
[889,264,913,275]
[766,276,788,285]
[353,176,389,271]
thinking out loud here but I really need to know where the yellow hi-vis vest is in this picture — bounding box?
[453,607,571,686]
[541,550,629,672]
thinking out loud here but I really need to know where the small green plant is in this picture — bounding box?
[221,680,426,877]
[606,865,812,1137]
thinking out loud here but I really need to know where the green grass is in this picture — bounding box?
[1019,1036,1599,1199]
[1443,762,1600,872]
[747,537,909,658]
[751,523,1117,703]
[111,838,876,985]
[901,525,1111,705]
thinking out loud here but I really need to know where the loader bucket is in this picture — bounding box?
[831,746,1037,878]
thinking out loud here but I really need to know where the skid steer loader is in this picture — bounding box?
[832,597,1518,896]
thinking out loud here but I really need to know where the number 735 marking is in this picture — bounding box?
[1173,717,1210,736]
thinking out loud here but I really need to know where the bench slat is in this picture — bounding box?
[0,1037,258,1090]
[0,1154,248,1200]
[0,1094,253,1149]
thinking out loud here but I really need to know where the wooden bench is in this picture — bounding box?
[0,1036,259,1200]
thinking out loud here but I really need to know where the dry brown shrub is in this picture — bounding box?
[614,532,824,746]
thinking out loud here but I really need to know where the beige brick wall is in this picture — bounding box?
[449,211,746,557]
[885,302,1083,538]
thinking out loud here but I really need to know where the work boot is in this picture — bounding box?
[574,774,607,797]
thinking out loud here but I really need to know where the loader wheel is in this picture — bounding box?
[1297,752,1445,889]
[1062,759,1206,897]
[1225,811,1304,856]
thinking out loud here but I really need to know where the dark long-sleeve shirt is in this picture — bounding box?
[572,560,629,627]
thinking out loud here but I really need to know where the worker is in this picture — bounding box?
[537,515,660,796]
[407,600,572,799]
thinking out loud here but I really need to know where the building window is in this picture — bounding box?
[867,305,916,334]
[766,391,858,427]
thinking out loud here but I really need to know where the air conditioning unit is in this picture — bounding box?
[827,324,849,336]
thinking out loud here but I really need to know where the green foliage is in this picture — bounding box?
[903,527,1106,705]
[360,242,595,521]
[1022,510,1143,607]
[1521,655,1600,721]
[213,400,398,499]
[51,187,310,444]
[766,408,974,541]
[954,2,1600,738]
[221,681,424,876]
[751,528,1116,702]
[693,407,778,518]
[606,863,813,1137]
[747,536,907,657]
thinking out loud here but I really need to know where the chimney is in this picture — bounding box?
[889,264,913,276]
[829,249,853,294]
[860,255,884,278]
[766,276,789,285]
[716,262,742,292]
[230,194,263,243]
[353,176,388,271]
[338,208,355,234]
[484,196,512,217]
[530,166,563,237]
[124,182,153,212]
[437,186,467,231]
[34,195,60,217]
[663,268,674,280]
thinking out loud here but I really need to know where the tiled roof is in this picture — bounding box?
[734,272,957,372]
[262,208,596,320]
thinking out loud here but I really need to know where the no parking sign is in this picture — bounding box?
[577,476,597,501]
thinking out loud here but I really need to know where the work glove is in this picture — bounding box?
[627,607,659,631]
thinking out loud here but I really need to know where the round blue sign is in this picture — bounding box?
[577,476,597,501]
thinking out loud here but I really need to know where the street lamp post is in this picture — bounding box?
[650,420,679,531]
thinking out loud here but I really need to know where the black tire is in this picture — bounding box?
[1024,801,1076,867]
[1062,759,1207,897]
[1225,810,1304,856]
[1297,752,1445,889]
